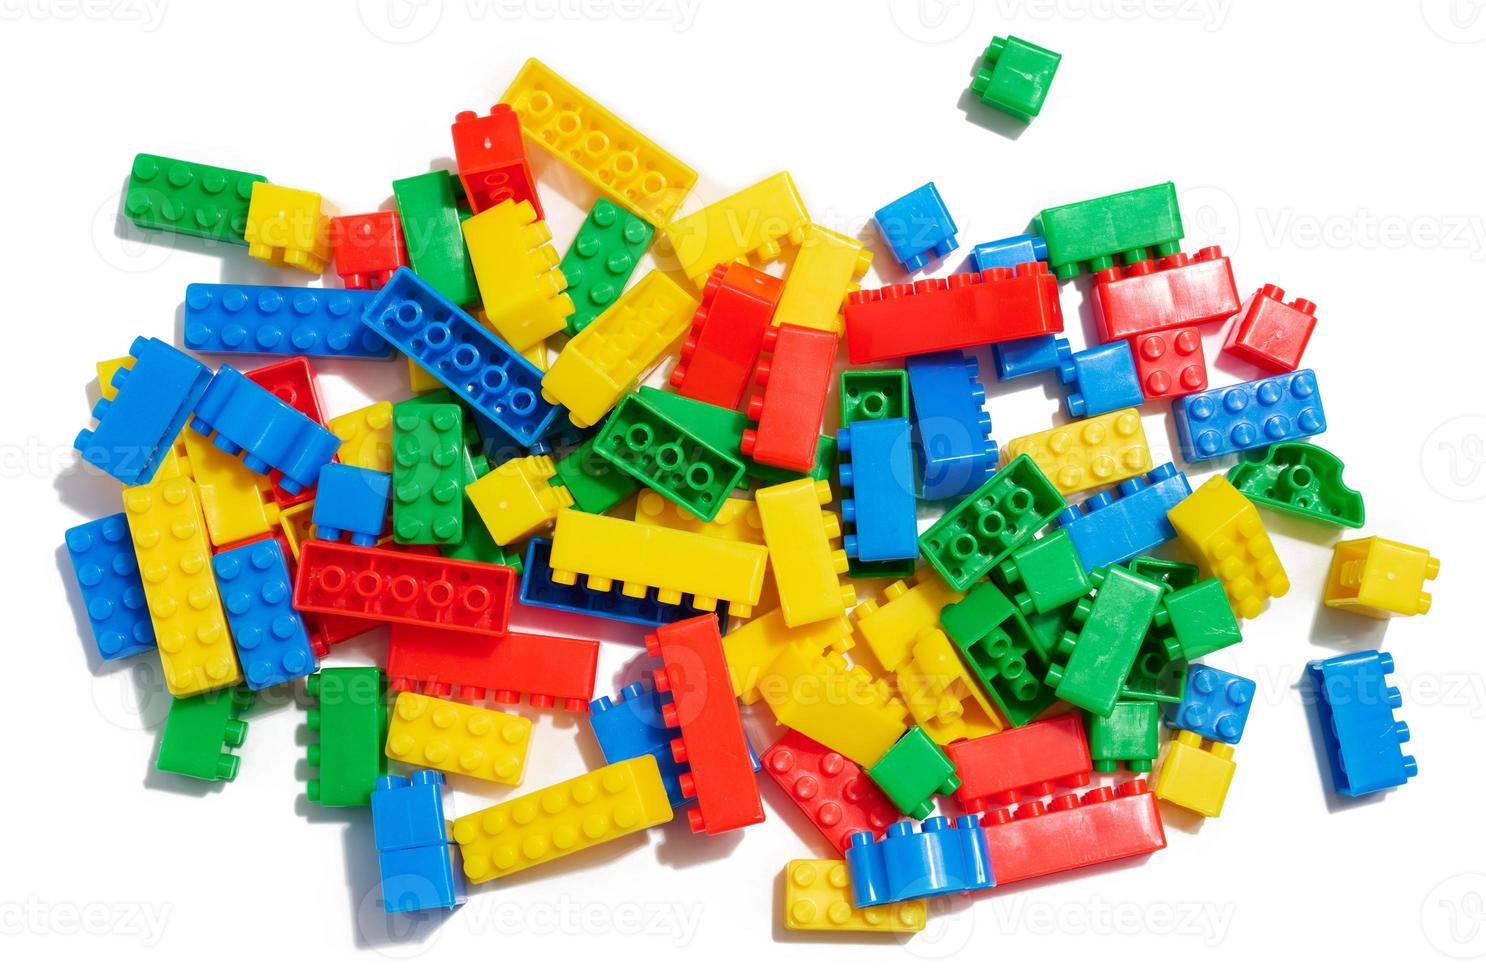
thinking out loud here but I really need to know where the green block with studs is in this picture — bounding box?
[1147,578,1243,663]
[867,726,960,819]
[125,153,266,245]
[156,686,254,782]
[1046,566,1164,717]
[392,400,466,545]
[970,36,1061,122]
[839,369,909,427]
[941,578,1057,726]
[305,667,388,807]
[593,392,745,521]
[918,453,1064,592]
[1087,700,1161,773]
[1037,182,1184,280]
[561,197,654,336]
[993,528,1090,616]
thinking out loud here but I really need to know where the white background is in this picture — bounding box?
[3,0,1484,972]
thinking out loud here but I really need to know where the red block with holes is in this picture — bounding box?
[1092,246,1241,343]
[1128,325,1208,401]
[761,730,898,854]
[947,714,1093,813]
[451,104,542,217]
[1222,284,1318,373]
[980,779,1167,885]
[245,357,332,508]
[301,541,438,651]
[645,614,763,834]
[740,325,837,472]
[845,262,1063,363]
[330,211,407,290]
[386,623,597,711]
[669,263,784,409]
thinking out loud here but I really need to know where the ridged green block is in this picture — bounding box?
[1038,182,1184,279]
[1227,442,1365,528]
[125,153,266,245]
[305,667,388,807]
[561,197,653,336]
[1087,700,1161,773]
[594,393,745,521]
[635,387,835,487]
[970,35,1061,122]
[866,726,960,819]
[156,686,254,782]
[941,579,1056,727]
[1046,566,1165,717]
[391,170,478,307]
[918,454,1064,592]
[839,369,908,427]
[392,401,466,544]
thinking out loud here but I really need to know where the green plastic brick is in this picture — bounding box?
[867,726,960,819]
[561,197,653,336]
[993,528,1090,616]
[1122,645,1188,704]
[392,170,478,307]
[1037,182,1184,280]
[305,667,388,807]
[442,450,524,571]
[1126,557,1200,591]
[848,556,919,580]
[1087,700,1160,773]
[940,579,1057,726]
[1227,442,1365,529]
[593,392,745,521]
[839,369,909,426]
[970,35,1061,122]
[125,153,266,245]
[156,686,254,782]
[635,387,836,487]
[552,437,640,514]
[1148,578,1242,662]
[392,401,466,545]
[1046,566,1165,717]
[918,454,1064,592]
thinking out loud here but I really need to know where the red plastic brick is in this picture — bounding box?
[668,262,784,409]
[946,714,1093,812]
[980,779,1166,885]
[294,540,437,651]
[844,262,1062,364]
[1129,325,1208,401]
[761,730,898,854]
[451,103,542,217]
[645,614,763,834]
[1092,246,1241,343]
[1222,284,1318,374]
[740,324,838,472]
[387,623,598,711]
[330,211,407,290]
[245,357,332,508]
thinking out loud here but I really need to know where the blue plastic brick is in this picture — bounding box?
[845,815,994,907]
[212,539,316,690]
[1055,463,1192,572]
[313,463,391,546]
[1175,369,1327,463]
[906,350,997,500]
[1056,339,1144,417]
[362,268,559,448]
[520,538,729,629]
[1166,664,1255,744]
[874,182,958,273]
[838,419,918,562]
[1307,651,1416,797]
[970,233,1048,273]
[371,771,451,853]
[377,843,465,914]
[590,679,694,809]
[64,513,155,660]
[992,334,1064,381]
[188,364,341,495]
[74,336,212,486]
[183,283,394,360]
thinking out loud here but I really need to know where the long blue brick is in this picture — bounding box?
[64,513,155,660]
[1055,463,1192,572]
[183,283,394,359]
[1175,369,1326,462]
[906,350,997,500]
[74,337,211,485]
[1306,650,1416,797]
[188,364,341,495]
[520,537,727,629]
[838,419,917,562]
[212,539,316,689]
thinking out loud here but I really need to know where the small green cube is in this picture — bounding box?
[1087,700,1161,773]
[156,687,254,782]
[868,726,960,819]
[970,36,1061,122]
[840,370,909,426]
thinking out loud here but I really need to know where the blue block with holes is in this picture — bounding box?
[838,419,918,562]
[970,233,1047,273]
[874,182,958,273]
[1055,463,1192,572]
[183,283,394,359]
[1056,339,1144,417]
[906,350,997,500]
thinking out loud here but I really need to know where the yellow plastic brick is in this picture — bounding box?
[522,340,549,371]
[466,455,573,545]
[407,359,442,394]
[784,860,926,933]
[385,691,532,786]
[463,199,574,350]
[896,628,1003,743]
[634,490,764,544]
[542,270,696,429]
[453,756,673,883]
[244,182,331,275]
[1003,408,1151,496]
[549,509,767,617]
[501,58,697,228]
[1154,730,1236,818]
[182,428,281,547]
[279,500,316,560]
[1323,536,1439,618]
[755,478,856,627]
[723,606,854,706]
[761,643,908,767]
[123,477,239,696]
[1168,476,1289,620]
[329,401,394,473]
[666,172,811,288]
[772,225,873,334]
[851,572,965,674]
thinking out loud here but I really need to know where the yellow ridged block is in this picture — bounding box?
[896,628,1004,743]
[542,270,696,429]
[463,199,574,350]
[633,490,778,616]
[772,225,873,334]
[385,692,532,786]
[329,401,394,473]
[453,756,673,883]
[182,429,280,547]
[123,477,240,696]
[549,509,767,617]
[723,606,854,706]
[851,572,965,674]
[97,357,190,484]
[1154,730,1236,818]
[407,358,442,394]
[784,860,927,933]
[1004,408,1151,496]
[244,182,331,275]
[761,643,908,767]
[1167,476,1289,620]
[756,478,856,627]
[1323,536,1439,618]
[278,500,317,560]
[501,58,697,227]
[466,455,574,545]
[666,172,811,288]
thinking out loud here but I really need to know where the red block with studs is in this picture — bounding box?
[761,729,898,854]
[669,262,784,409]
[246,356,333,507]
[1128,325,1208,401]
[740,324,838,472]
[1093,246,1241,343]
[330,211,407,290]
[980,779,1167,885]
[451,103,542,217]
[386,622,597,711]
[947,714,1093,813]
[1222,284,1318,374]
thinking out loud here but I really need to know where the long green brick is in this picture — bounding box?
[1037,181,1184,279]
[594,392,745,520]
[156,686,254,782]
[392,401,466,545]
[125,153,266,245]
[918,454,1064,592]
[635,386,836,487]
[941,579,1056,727]
[1045,566,1164,717]
[392,170,478,306]
[305,667,388,807]
[561,197,653,336]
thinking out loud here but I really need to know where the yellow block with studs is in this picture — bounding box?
[1323,536,1439,618]
[666,171,811,288]
[329,401,395,472]
[1004,408,1151,496]
[755,478,856,627]
[466,455,574,546]
[244,182,331,275]
[771,225,872,334]
[462,199,574,350]
[784,859,926,933]
[1154,730,1236,818]
[1167,475,1289,620]
[760,643,908,768]
[385,691,532,786]
[722,606,854,706]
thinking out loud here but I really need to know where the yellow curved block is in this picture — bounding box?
[1004,408,1151,496]
[182,428,280,548]
[385,692,531,785]
[244,182,330,275]
[666,171,811,288]
[761,643,907,767]
[772,225,872,334]
[851,572,964,673]
[755,478,856,627]
[330,401,394,472]
[463,199,574,350]
[1167,476,1289,620]
[784,860,926,933]
[466,455,573,545]
[722,606,854,706]
[1323,536,1438,618]
[1154,730,1236,818]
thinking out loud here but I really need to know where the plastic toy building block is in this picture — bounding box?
[992,334,1063,381]
[550,437,638,514]
[372,771,465,913]
[635,387,836,488]
[560,197,653,335]
[156,687,253,781]
[785,860,926,933]
[874,182,957,273]
[1046,566,1165,717]
[1167,476,1290,619]
[385,691,531,785]
[1093,246,1240,342]
[122,477,239,697]
[1128,557,1200,590]
[590,679,692,809]
[1223,284,1318,373]
[1227,442,1363,528]
[453,755,673,882]
[845,263,1063,363]
[188,365,339,496]
[329,402,394,472]
[542,270,695,430]
[388,622,598,711]
[330,211,406,290]
[466,455,572,545]
[312,463,390,546]
[907,350,996,500]
[390,401,465,545]
[242,356,332,506]
[666,171,810,287]
[645,615,763,834]
[391,171,479,307]
[722,606,853,706]
[305,667,387,806]
[244,182,330,275]
[501,58,697,227]
[761,731,897,855]
[1037,182,1185,280]
[521,537,726,629]
[183,283,392,359]
[845,815,994,907]
[1088,700,1160,772]
[1175,369,1327,463]
[946,714,1091,812]
[980,779,1166,884]
[463,199,573,349]
[1004,409,1150,498]
[1056,339,1144,417]
[1127,325,1208,401]
[761,643,910,766]
[756,479,856,626]
[1307,650,1416,796]
[839,370,908,426]
[451,103,540,216]
[940,579,1059,725]
[75,337,211,486]
[212,539,315,690]
[125,153,265,244]
[892,627,1004,744]
[377,840,466,915]
[1154,731,1236,817]
[1143,577,1241,664]
[742,325,838,473]
[851,572,962,673]
[971,234,1048,274]
[994,529,1090,616]
[838,419,917,562]
[1054,463,1192,572]
[635,490,764,544]
[1324,536,1438,618]
[970,35,1060,121]
[918,454,1065,592]
[773,225,872,333]
[867,726,960,819]
[1167,664,1254,743]
[593,393,744,521]
[65,514,155,660]
[669,263,783,409]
